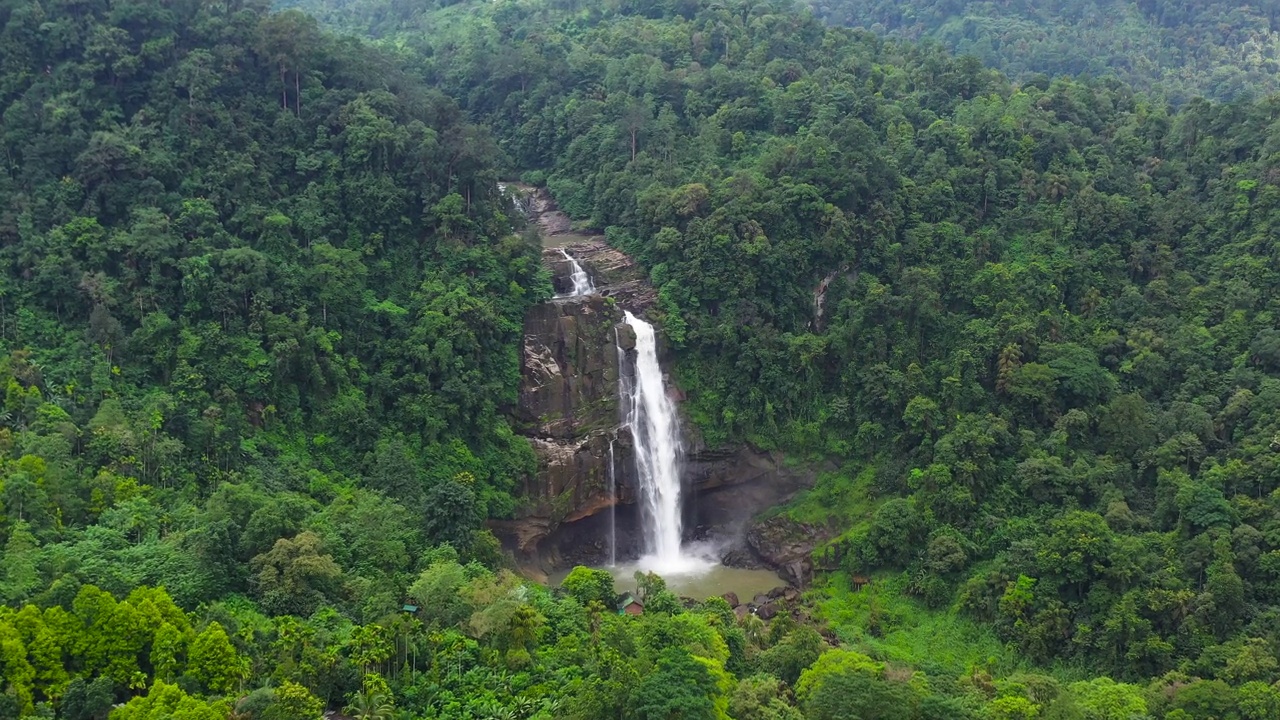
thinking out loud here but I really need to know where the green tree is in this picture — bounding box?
[629,647,720,720]
[61,677,116,720]
[407,557,475,629]
[729,674,803,720]
[108,681,228,720]
[1065,677,1147,720]
[422,476,481,549]
[187,622,244,694]
[262,681,324,720]
[0,521,41,604]
[560,566,617,609]
[250,532,345,616]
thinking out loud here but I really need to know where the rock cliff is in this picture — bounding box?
[515,293,619,441]
[494,244,644,569]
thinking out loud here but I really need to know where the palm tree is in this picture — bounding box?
[539,697,564,717]
[473,701,516,720]
[345,690,395,720]
[511,696,538,718]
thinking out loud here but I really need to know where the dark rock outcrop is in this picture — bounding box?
[570,238,657,313]
[745,514,835,588]
[684,448,820,570]
[500,268,629,565]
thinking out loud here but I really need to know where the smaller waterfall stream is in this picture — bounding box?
[557,249,595,297]
[607,437,617,567]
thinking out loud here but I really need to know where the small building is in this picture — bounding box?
[402,604,419,614]
[618,594,644,616]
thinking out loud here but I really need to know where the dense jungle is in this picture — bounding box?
[5,0,1280,718]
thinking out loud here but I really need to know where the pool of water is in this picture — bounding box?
[549,545,784,602]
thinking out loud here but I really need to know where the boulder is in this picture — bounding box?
[721,592,739,608]
[720,546,761,568]
[746,514,834,588]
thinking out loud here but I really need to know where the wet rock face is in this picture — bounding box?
[504,288,632,565]
[505,183,573,236]
[515,293,619,440]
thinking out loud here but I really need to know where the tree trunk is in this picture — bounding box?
[295,71,301,116]
[280,64,288,110]
[630,129,637,161]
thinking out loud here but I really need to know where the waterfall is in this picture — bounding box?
[607,436,617,567]
[557,249,594,297]
[497,182,527,218]
[619,310,687,567]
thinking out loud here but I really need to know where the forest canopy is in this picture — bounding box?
[802,0,1280,103]
[6,0,1280,718]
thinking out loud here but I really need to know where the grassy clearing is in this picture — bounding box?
[810,571,1024,678]
[782,464,878,527]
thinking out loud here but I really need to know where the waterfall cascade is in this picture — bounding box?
[619,311,703,571]
[607,437,617,567]
[557,249,595,297]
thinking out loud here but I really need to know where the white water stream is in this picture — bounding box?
[607,436,617,567]
[557,249,595,297]
[619,311,709,573]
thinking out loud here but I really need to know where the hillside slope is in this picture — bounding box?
[0,0,546,605]
[804,0,1280,102]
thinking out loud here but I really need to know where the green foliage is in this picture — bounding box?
[804,0,1280,103]
[560,566,617,609]
[0,0,542,622]
[186,622,244,694]
[61,677,115,720]
[263,681,324,720]
[108,681,228,720]
[628,647,723,720]
[757,627,826,686]
[407,555,474,629]
[729,675,804,720]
